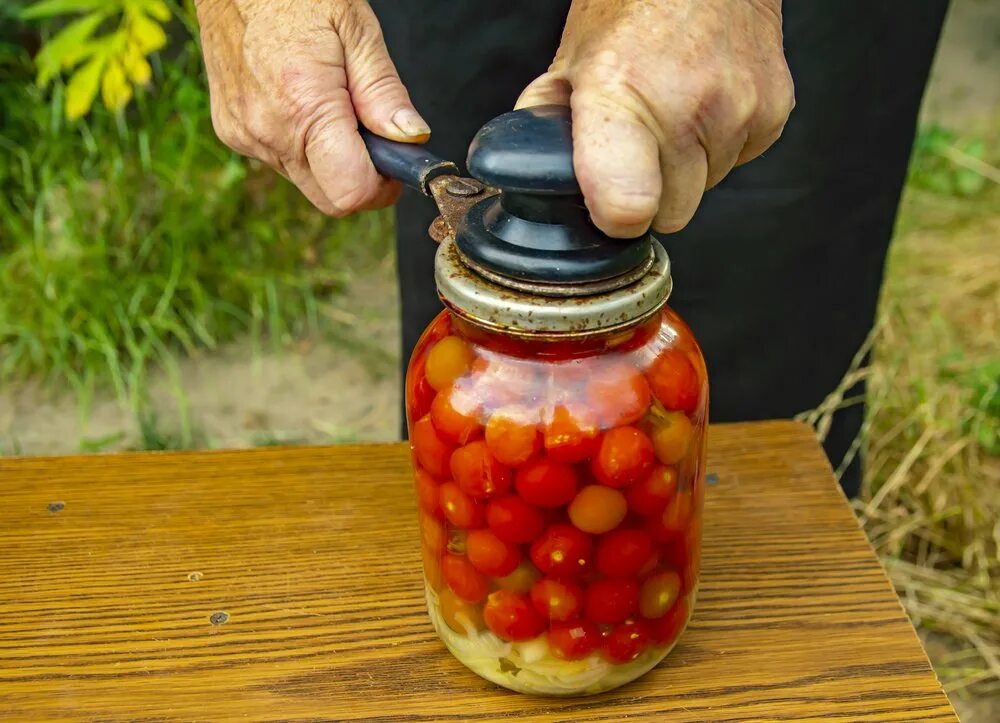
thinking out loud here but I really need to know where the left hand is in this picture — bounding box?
[517,0,795,238]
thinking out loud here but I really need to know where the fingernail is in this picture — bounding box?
[392,108,431,139]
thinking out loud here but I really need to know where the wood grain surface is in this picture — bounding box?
[0,420,955,722]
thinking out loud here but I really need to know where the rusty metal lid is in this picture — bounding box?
[434,236,672,336]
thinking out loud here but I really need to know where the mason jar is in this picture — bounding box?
[406,235,707,696]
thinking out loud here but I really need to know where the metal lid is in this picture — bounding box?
[435,237,672,336]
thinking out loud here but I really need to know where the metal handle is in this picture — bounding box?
[360,129,459,196]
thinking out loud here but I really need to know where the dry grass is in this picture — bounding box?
[801,153,1000,700]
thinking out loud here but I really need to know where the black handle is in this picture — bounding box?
[360,129,459,196]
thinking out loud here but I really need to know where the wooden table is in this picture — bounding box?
[0,421,955,721]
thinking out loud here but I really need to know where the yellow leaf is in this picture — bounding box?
[122,43,152,85]
[101,60,133,111]
[33,10,105,86]
[65,52,106,120]
[136,0,171,22]
[128,10,167,53]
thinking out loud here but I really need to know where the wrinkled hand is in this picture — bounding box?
[518,0,794,237]
[195,0,429,215]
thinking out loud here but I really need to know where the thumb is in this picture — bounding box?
[515,72,572,109]
[342,3,429,143]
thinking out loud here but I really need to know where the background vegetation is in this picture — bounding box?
[1,0,997,717]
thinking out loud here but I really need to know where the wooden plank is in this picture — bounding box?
[0,421,955,721]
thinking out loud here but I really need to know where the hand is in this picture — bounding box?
[195,0,430,216]
[517,0,795,238]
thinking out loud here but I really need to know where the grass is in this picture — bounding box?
[0,37,393,445]
[801,125,1000,699]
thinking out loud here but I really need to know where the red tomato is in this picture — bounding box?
[406,353,436,421]
[485,405,541,467]
[646,491,693,542]
[486,495,545,544]
[603,619,651,663]
[420,514,447,555]
[647,349,700,413]
[596,528,654,577]
[548,620,601,660]
[648,598,689,646]
[541,404,600,464]
[450,440,512,500]
[585,578,639,624]
[438,482,485,529]
[515,459,579,508]
[421,544,443,591]
[468,357,539,409]
[587,361,652,427]
[411,414,454,479]
[626,464,679,517]
[592,426,655,488]
[466,529,521,577]
[529,523,593,578]
[483,590,547,642]
[441,553,489,603]
[530,578,584,621]
[414,467,442,518]
[430,385,483,446]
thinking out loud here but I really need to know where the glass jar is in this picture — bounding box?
[406,249,707,695]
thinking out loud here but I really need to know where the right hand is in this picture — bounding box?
[195,0,430,216]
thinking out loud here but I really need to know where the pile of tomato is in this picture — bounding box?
[408,311,705,666]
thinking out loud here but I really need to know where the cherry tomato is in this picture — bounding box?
[541,404,600,464]
[515,459,579,508]
[430,385,483,446]
[466,528,521,577]
[450,440,513,500]
[406,353,436,421]
[639,570,682,619]
[568,485,627,534]
[648,598,689,645]
[530,578,584,621]
[592,426,655,488]
[411,414,454,479]
[587,361,651,427]
[646,491,693,542]
[485,405,541,467]
[414,467,442,518]
[438,482,486,529]
[596,528,654,577]
[648,411,694,465]
[626,464,679,517]
[421,514,446,555]
[530,523,593,578]
[486,495,545,544]
[421,544,443,591]
[548,620,601,661]
[483,590,547,642]
[604,619,651,663]
[425,335,474,391]
[647,349,700,413]
[441,553,489,603]
[438,587,485,635]
[585,578,639,624]
[495,560,541,593]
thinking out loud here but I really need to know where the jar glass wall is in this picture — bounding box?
[406,306,707,696]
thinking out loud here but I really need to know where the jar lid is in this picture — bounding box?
[435,237,672,336]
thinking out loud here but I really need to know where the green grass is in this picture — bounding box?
[802,123,1000,698]
[0,37,393,442]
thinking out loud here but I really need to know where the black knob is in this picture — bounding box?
[458,106,651,285]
